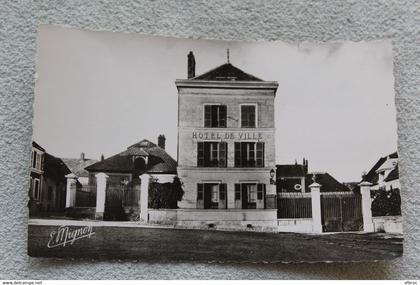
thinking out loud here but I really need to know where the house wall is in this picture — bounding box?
[277,218,314,233]
[148,208,278,231]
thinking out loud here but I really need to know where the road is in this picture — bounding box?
[28,222,403,262]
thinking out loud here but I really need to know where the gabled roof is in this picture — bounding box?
[32,141,45,152]
[62,157,98,178]
[384,164,399,182]
[44,153,71,180]
[85,139,177,174]
[306,172,350,193]
[276,164,306,178]
[191,63,263,81]
[362,151,398,184]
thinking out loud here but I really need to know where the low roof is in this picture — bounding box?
[305,172,350,192]
[85,139,177,174]
[192,63,263,81]
[62,157,98,177]
[276,164,305,178]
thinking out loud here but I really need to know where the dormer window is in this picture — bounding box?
[133,156,147,170]
[204,104,226,128]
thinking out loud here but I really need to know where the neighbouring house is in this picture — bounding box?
[360,151,401,220]
[28,141,46,215]
[41,153,71,213]
[28,141,71,216]
[361,151,399,191]
[175,51,279,230]
[276,159,350,193]
[84,135,178,220]
[62,153,98,186]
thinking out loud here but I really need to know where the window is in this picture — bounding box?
[204,104,227,128]
[211,185,219,203]
[33,179,40,200]
[197,183,227,209]
[32,151,37,168]
[247,185,257,203]
[241,105,256,128]
[234,142,264,167]
[197,142,227,167]
[234,183,265,209]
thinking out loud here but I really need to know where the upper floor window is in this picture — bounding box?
[33,178,40,201]
[240,104,257,128]
[234,142,264,168]
[204,104,226,128]
[197,141,227,167]
[32,151,42,170]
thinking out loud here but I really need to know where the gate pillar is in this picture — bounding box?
[359,181,374,232]
[95,172,108,220]
[139,173,151,223]
[65,173,77,208]
[309,182,323,234]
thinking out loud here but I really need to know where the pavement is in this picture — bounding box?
[28,219,403,262]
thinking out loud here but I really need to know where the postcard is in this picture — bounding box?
[28,25,402,262]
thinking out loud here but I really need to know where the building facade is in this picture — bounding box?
[175,52,278,228]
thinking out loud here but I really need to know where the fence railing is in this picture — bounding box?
[277,192,312,219]
[106,183,139,208]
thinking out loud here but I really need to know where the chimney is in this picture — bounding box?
[303,158,308,174]
[158,134,166,149]
[187,51,195,79]
[80,152,85,160]
[101,154,104,161]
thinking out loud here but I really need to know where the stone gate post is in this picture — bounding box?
[65,173,77,208]
[95,172,108,220]
[309,182,323,234]
[139,173,151,223]
[359,181,374,232]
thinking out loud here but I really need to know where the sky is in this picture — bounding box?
[33,25,398,182]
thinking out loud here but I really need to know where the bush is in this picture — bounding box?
[371,188,401,216]
[149,176,184,209]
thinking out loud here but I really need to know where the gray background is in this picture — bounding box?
[0,0,419,279]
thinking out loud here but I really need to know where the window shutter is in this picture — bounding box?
[197,142,204,167]
[218,142,227,168]
[204,105,211,127]
[197,184,204,200]
[219,105,227,127]
[219,184,226,200]
[257,184,264,200]
[234,142,241,167]
[249,106,256,127]
[234,184,241,200]
[241,106,248,127]
[256,142,264,167]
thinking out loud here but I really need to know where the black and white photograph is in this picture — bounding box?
[28,25,403,262]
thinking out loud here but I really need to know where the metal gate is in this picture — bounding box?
[321,192,363,232]
[104,183,127,221]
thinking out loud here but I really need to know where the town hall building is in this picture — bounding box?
[174,51,279,229]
